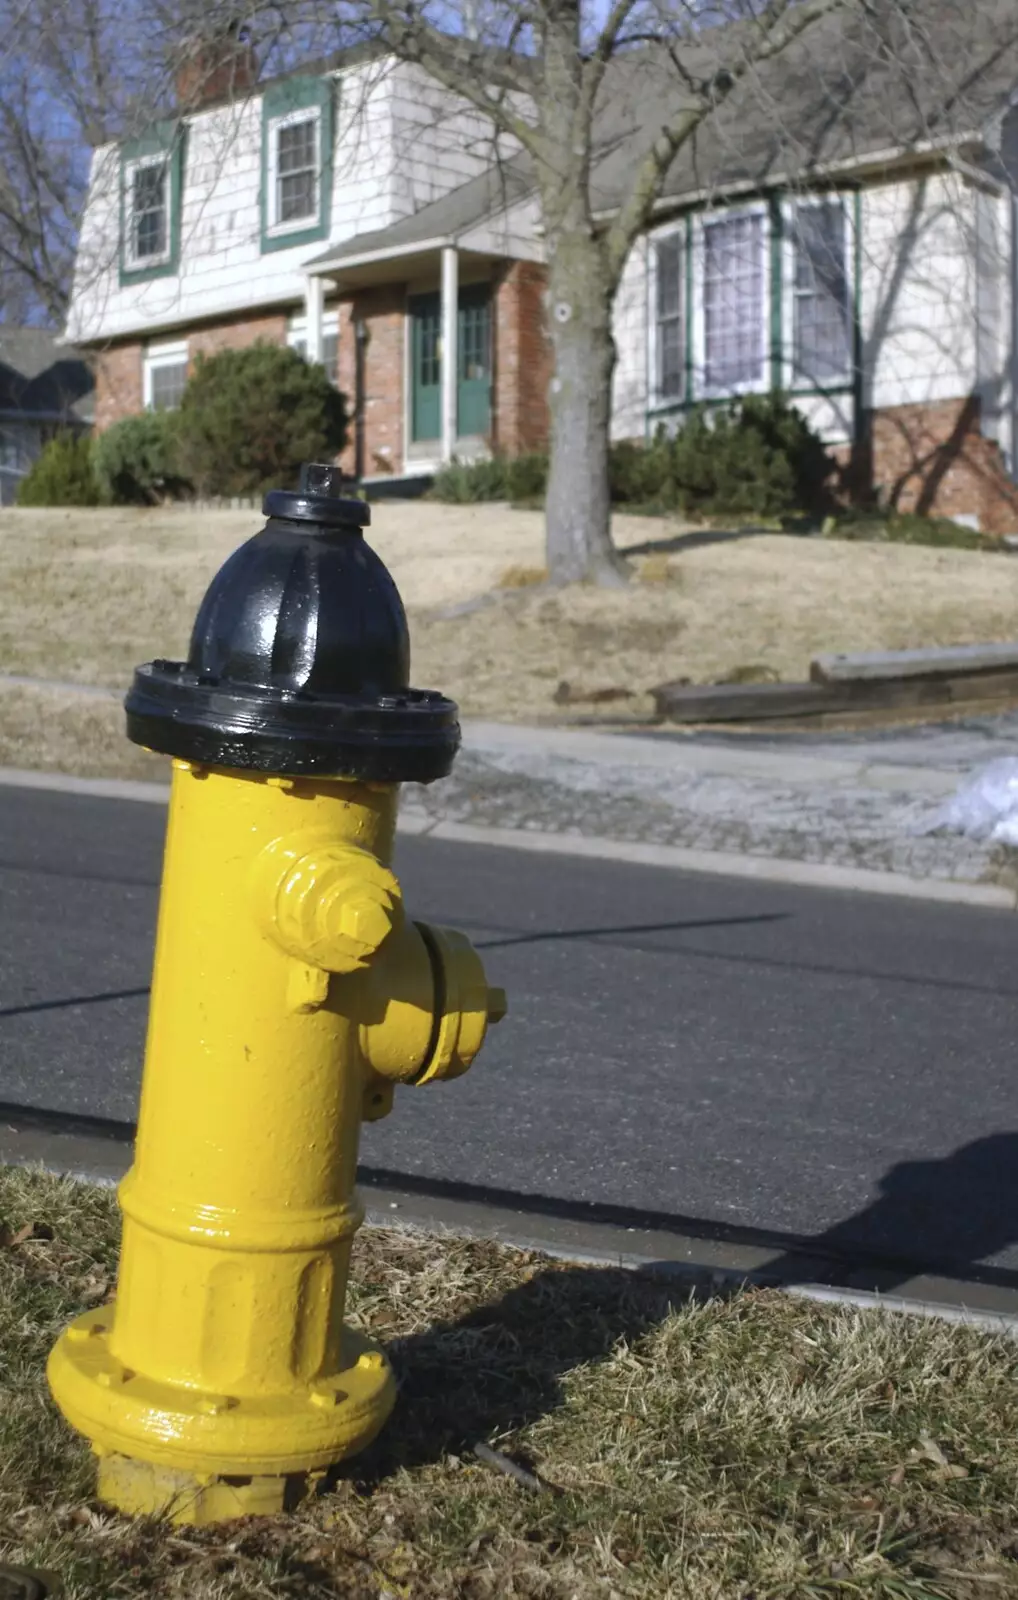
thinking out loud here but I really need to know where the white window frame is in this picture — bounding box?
[124,153,172,270]
[691,201,771,400]
[266,107,322,239]
[781,193,855,392]
[143,339,189,411]
[287,309,339,372]
[648,221,686,409]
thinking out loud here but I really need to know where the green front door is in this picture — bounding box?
[457,285,491,437]
[410,284,492,444]
[410,291,441,442]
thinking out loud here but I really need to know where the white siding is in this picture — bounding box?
[611,235,648,440]
[861,171,978,410]
[66,58,503,343]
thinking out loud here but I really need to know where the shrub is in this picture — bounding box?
[826,511,986,550]
[431,452,548,504]
[429,398,832,521]
[667,393,834,519]
[15,433,101,506]
[174,342,348,496]
[93,411,189,505]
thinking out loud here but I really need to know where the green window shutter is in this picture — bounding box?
[260,75,335,254]
[119,121,186,286]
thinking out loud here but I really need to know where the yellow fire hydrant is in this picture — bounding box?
[47,465,506,1523]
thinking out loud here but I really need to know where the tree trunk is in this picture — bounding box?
[543,232,628,586]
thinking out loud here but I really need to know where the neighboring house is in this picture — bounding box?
[66,3,1018,530]
[0,328,94,505]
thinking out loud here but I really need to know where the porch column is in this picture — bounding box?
[441,245,458,464]
[304,274,324,365]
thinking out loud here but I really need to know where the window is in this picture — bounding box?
[131,162,168,262]
[322,330,339,386]
[459,294,490,383]
[260,78,334,253]
[654,231,684,402]
[119,122,184,285]
[792,200,851,384]
[144,341,188,411]
[702,212,766,393]
[287,312,340,385]
[276,117,318,224]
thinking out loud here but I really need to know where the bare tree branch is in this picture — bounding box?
[603,0,849,284]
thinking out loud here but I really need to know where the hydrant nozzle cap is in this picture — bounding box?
[125,464,460,783]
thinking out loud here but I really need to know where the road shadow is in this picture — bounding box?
[343,1261,680,1486]
[758,1133,1018,1296]
[344,1135,1018,1483]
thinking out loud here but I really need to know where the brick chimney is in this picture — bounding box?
[175,22,258,110]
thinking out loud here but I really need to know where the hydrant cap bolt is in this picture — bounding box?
[124,464,460,783]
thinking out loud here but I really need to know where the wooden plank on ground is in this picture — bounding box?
[812,642,1018,683]
[652,668,1018,724]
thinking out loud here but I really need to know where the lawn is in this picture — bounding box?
[2,1165,1018,1599]
[3,501,1018,776]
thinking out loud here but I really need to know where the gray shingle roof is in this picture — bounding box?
[589,0,1018,212]
[0,327,94,424]
[313,0,1018,269]
[306,156,534,269]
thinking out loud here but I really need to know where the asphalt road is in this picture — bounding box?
[3,782,1018,1285]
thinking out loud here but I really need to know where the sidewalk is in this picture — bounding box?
[1,668,1014,904]
[402,716,1018,900]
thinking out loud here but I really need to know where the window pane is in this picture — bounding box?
[793,202,850,383]
[322,332,339,385]
[276,118,317,223]
[133,164,167,260]
[655,234,684,400]
[656,233,682,320]
[703,213,764,391]
[278,120,316,173]
[149,360,187,410]
[458,297,490,381]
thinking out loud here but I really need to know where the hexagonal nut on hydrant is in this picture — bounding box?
[263,843,404,974]
[336,885,400,961]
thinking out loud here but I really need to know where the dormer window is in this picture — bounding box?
[130,160,169,263]
[119,122,185,285]
[276,116,318,224]
[260,77,334,253]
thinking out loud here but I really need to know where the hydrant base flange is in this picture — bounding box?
[96,1457,324,1526]
[47,1311,395,1495]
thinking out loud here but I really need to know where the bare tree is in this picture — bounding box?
[290,0,847,584]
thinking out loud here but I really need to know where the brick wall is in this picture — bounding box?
[93,343,143,431]
[187,310,287,364]
[837,396,1018,536]
[332,286,405,477]
[90,272,552,476]
[93,312,290,432]
[493,261,552,456]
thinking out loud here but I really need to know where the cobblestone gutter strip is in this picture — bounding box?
[406,744,1010,889]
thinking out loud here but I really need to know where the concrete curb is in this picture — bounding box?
[0,764,1011,910]
[2,1113,1016,1337]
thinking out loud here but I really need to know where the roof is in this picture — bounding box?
[591,0,1018,212]
[306,156,535,271]
[0,327,94,424]
[314,0,1018,272]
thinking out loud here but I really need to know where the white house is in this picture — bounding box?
[65,3,1018,530]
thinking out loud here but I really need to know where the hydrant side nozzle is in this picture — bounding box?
[254,836,403,974]
[413,922,506,1085]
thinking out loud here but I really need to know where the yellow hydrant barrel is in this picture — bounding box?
[46,465,506,1524]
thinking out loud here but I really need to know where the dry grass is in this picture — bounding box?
[3,1165,1018,1599]
[0,685,163,780]
[3,504,1018,736]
